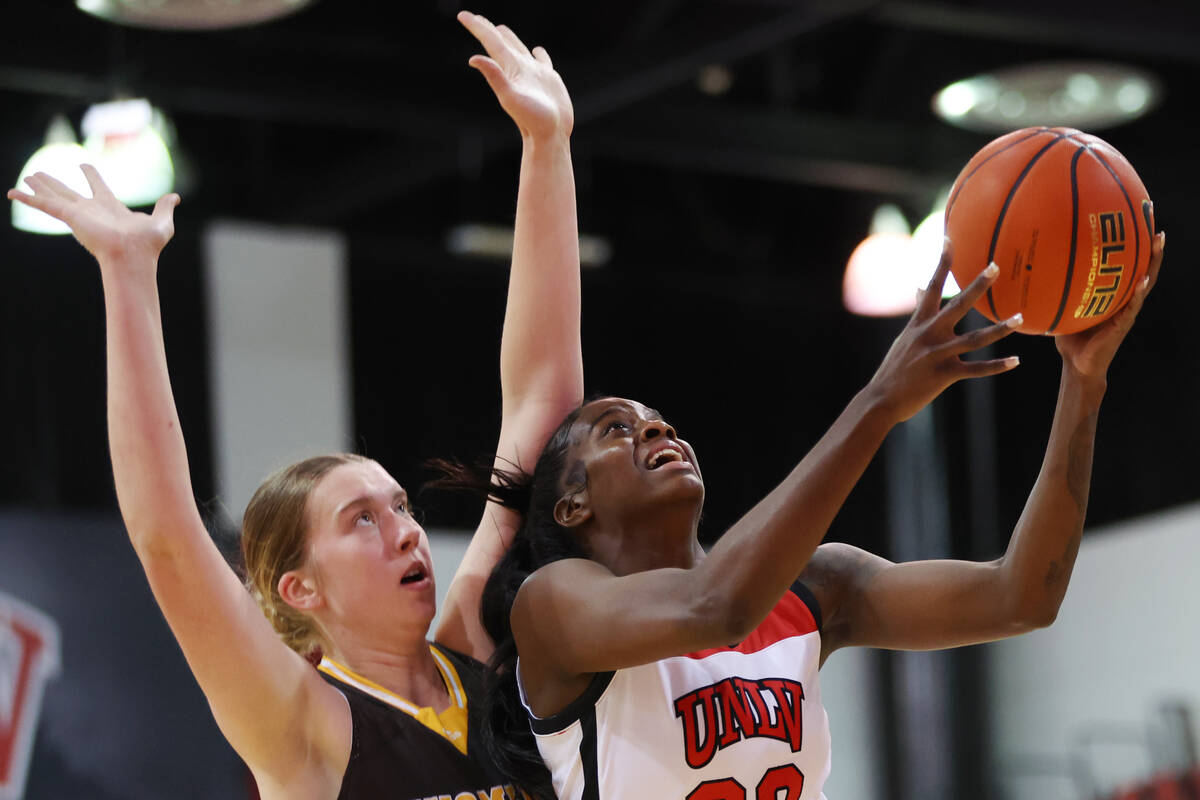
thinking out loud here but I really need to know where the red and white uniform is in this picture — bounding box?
[519,581,829,800]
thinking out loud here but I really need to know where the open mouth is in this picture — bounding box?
[400,564,427,585]
[646,446,685,470]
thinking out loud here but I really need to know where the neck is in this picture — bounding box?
[587,503,706,575]
[323,631,448,710]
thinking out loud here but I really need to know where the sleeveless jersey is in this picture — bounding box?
[319,643,523,800]
[521,581,829,800]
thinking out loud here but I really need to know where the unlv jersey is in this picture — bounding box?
[521,582,829,800]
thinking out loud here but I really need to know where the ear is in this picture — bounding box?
[553,489,593,529]
[278,569,322,612]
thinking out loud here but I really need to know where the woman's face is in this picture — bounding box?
[565,397,704,521]
[301,460,437,643]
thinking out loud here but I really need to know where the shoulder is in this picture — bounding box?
[799,543,891,654]
[249,669,352,797]
[511,558,610,636]
[517,557,611,600]
[803,542,889,586]
[430,641,484,671]
[429,642,489,697]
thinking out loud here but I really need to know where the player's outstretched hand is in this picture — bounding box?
[1056,229,1165,380]
[868,237,1022,423]
[7,165,179,271]
[458,11,573,140]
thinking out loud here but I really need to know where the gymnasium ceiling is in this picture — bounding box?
[2,0,1197,550]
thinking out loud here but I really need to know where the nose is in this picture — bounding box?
[389,511,422,554]
[640,419,676,442]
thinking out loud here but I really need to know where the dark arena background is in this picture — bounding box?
[1,1,1197,798]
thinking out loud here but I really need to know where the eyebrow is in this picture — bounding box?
[590,405,632,431]
[334,489,408,518]
[590,403,667,432]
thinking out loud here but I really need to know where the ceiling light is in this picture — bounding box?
[11,115,91,235]
[933,62,1161,133]
[696,65,734,96]
[911,188,959,300]
[843,199,959,318]
[82,99,175,207]
[12,101,177,234]
[76,0,315,29]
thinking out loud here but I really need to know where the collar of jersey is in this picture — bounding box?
[318,644,469,754]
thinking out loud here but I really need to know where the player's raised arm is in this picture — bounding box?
[513,246,1023,677]
[8,170,349,792]
[807,231,1165,659]
[434,12,585,661]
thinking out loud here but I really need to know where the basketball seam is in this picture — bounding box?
[945,127,1052,219]
[983,133,1066,322]
[1048,147,1087,333]
[1083,146,1144,311]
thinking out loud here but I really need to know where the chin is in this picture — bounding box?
[667,476,705,505]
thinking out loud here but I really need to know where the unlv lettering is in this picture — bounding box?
[674,677,804,769]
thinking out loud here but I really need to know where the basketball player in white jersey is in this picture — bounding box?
[466,232,1164,800]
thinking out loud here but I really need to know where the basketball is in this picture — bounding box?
[945,126,1153,335]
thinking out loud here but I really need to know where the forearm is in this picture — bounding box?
[437,135,584,656]
[998,363,1106,625]
[499,132,583,435]
[701,385,897,637]
[101,262,348,779]
[101,264,204,553]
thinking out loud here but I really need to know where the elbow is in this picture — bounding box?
[1008,595,1061,633]
[1023,602,1061,631]
[995,558,1066,634]
[127,524,173,563]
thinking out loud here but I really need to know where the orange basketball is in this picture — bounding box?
[945,126,1153,335]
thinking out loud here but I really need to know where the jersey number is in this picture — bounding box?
[686,764,805,800]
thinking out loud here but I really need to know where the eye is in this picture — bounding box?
[396,499,412,516]
[355,510,374,526]
[603,419,629,435]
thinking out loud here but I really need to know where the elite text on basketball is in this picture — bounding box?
[1075,211,1126,319]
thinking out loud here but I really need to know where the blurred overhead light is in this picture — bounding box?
[11,115,91,235]
[12,100,177,235]
[843,199,959,318]
[82,99,175,208]
[911,187,955,294]
[933,62,1160,133]
[447,223,612,269]
[76,0,315,29]
[696,65,734,96]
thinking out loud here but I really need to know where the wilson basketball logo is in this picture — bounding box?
[1075,211,1127,320]
[0,593,60,800]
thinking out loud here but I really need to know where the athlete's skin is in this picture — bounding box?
[8,12,582,800]
[513,234,1164,720]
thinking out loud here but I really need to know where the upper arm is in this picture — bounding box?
[804,542,1029,658]
[135,514,350,784]
[510,558,740,678]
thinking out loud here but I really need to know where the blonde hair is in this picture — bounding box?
[240,453,370,657]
